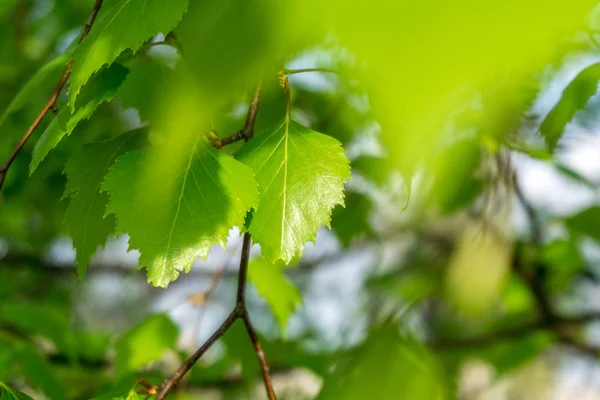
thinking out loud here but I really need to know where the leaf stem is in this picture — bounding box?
[156,85,277,400]
[285,67,339,75]
[0,0,104,191]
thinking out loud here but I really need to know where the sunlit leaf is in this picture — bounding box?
[103,140,259,287]
[68,0,188,109]
[236,119,350,262]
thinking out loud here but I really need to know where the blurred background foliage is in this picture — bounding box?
[4,0,600,399]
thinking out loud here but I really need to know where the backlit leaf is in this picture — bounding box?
[68,0,188,109]
[236,119,350,262]
[103,139,259,287]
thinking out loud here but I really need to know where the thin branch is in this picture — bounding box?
[155,310,238,399]
[285,68,339,75]
[0,0,104,191]
[242,312,278,399]
[156,84,277,400]
[213,81,263,148]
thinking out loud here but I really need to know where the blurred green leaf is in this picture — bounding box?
[248,257,302,334]
[540,62,600,151]
[16,345,66,400]
[115,313,178,375]
[30,63,129,173]
[566,206,600,242]
[0,54,70,129]
[318,326,447,400]
[63,128,148,277]
[331,190,374,246]
[0,382,34,400]
[0,301,75,357]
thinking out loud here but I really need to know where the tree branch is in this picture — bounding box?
[0,0,104,191]
[155,84,277,400]
[213,81,263,148]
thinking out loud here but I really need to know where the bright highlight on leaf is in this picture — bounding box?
[68,0,188,110]
[63,129,148,278]
[236,119,350,262]
[31,64,129,173]
[103,139,259,288]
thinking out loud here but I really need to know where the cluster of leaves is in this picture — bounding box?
[4,0,600,399]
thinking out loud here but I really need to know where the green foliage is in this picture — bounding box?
[317,326,447,400]
[63,129,149,277]
[0,54,70,130]
[68,0,188,109]
[540,62,600,151]
[248,257,302,333]
[30,63,129,173]
[566,206,600,242]
[0,382,34,400]
[115,314,178,375]
[4,1,600,399]
[236,119,350,262]
[103,140,259,287]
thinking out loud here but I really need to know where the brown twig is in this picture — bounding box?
[213,81,263,148]
[156,84,277,399]
[0,0,104,191]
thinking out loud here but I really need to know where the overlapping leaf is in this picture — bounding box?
[102,139,259,287]
[115,314,178,375]
[248,257,301,333]
[236,119,350,262]
[540,62,600,151]
[68,0,188,109]
[63,129,148,278]
[30,64,129,173]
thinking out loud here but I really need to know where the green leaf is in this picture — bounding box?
[30,63,129,173]
[68,0,188,109]
[103,139,259,287]
[331,190,374,246]
[16,345,66,400]
[236,119,350,262]
[115,314,178,375]
[0,382,34,400]
[566,206,600,242]
[0,54,70,129]
[317,326,447,400]
[248,257,302,334]
[117,61,172,122]
[540,62,600,151]
[0,301,74,357]
[63,129,149,278]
